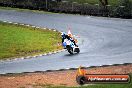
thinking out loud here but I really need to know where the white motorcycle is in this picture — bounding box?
[62,39,80,54]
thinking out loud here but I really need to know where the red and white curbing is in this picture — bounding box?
[0,21,65,62]
[13,23,18,25]
[43,28,47,30]
[25,24,30,27]
[36,27,40,29]
[31,26,36,28]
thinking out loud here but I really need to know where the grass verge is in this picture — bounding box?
[0,21,62,60]
[0,6,57,14]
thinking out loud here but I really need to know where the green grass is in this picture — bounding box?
[0,6,55,14]
[68,0,132,6]
[0,22,62,60]
[68,0,118,6]
[38,74,132,88]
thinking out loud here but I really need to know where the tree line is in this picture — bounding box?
[0,0,131,18]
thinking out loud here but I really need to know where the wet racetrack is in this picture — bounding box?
[0,10,132,74]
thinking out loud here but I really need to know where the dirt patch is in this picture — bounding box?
[0,64,132,88]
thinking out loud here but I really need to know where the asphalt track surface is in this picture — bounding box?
[0,10,132,74]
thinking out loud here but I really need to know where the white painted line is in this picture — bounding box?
[39,54,43,56]
[36,27,40,29]
[26,25,30,26]
[14,58,18,61]
[55,69,61,71]
[54,51,57,53]
[33,56,37,58]
[43,28,47,30]
[8,22,12,23]
[108,64,113,66]
[48,52,52,55]
[14,23,18,24]
[21,57,24,60]
[3,21,7,22]
[52,52,56,54]
[43,53,47,55]
[65,68,70,70]
[26,56,32,58]
[120,63,123,65]
[32,26,36,28]
[20,24,24,25]
[53,30,56,31]
[35,55,38,57]
[74,67,79,69]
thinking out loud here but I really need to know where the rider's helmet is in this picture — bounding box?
[61,32,66,38]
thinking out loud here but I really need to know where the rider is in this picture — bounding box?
[61,32,78,47]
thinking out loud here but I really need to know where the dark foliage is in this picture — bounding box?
[0,0,131,18]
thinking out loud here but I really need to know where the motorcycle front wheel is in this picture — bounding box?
[67,45,73,54]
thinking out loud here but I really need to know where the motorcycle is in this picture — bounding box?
[62,39,80,54]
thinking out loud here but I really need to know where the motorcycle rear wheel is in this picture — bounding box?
[67,46,73,54]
